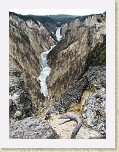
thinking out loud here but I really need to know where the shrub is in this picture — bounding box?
[97,18,102,23]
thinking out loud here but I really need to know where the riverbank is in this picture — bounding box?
[38,27,62,97]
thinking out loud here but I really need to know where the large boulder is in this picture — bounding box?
[9,116,60,139]
[9,68,32,119]
[81,66,106,138]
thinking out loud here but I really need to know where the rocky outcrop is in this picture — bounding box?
[47,13,106,103]
[61,19,80,37]
[82,88,106,138]
[44,21,57,35]
[45,66,106,139]
[9,12,56,108]
[45,65,105,116]
[9,68,32,119]
[81,66,106,138]
[61,23,69,37]
[9,68,60,139]
[9,117,60,139]
[84,13,106,26]
[45,76,89,120]
[61,13,106,37]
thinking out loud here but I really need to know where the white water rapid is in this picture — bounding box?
[39,27,62,97]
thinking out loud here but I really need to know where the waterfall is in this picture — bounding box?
[39,27,62,97]
[56,27,62,41]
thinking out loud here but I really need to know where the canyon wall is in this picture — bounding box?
[61,13,106,37]
[47,13,106,103]
[9,12,56,109]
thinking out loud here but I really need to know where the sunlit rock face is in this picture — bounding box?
[9,12,56,107]
[61,23,68,37]
[61,13,106,37]
[47,13,106,103]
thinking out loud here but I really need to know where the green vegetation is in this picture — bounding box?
[97,18,102,23]
[85,34,106,67]
[9,11,56,41]
[9,11,55,25]
[49,13,105,26]
[10,11,105,27]
[78,35,106,80]
[75,14,94,22]
[49,14,77,26]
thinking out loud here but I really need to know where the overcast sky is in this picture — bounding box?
[9,9,105,16]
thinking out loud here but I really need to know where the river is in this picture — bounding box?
[39,27,62,97]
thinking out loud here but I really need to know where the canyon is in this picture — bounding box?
[9,12,106,139]
[47,13,106,103]
[38,27,62,97]
[9,12,57,110]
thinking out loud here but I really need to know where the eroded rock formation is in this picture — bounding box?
[45,66,106,139]
[47,13,106,103]
[9,68,32,119]
[9,12,56,108]
[9,68,60,139]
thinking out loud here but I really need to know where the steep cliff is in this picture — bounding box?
[45,66,106,139]
[9,12,56,109]
[47,13,106,103]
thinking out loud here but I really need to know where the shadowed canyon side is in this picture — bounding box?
[9,12,57,110]
[47,13,106,103]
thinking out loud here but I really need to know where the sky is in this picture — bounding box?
[9,9,105,16]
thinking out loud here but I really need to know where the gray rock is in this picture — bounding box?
[9,68,32,119]
[45,76,89,118]
[93,119,98,126]
[82,114,87,119]
[81,66,106,137]
[100,131,106,135]
[45,66,106,139]
[9,117,60,139]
